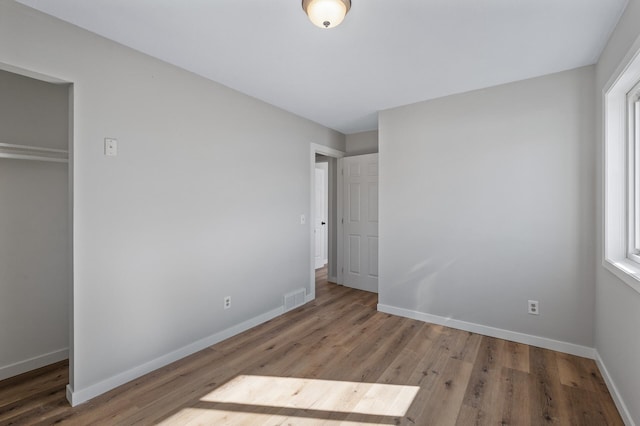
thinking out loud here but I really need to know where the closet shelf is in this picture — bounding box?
[0,142,68,163]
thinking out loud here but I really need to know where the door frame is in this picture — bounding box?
[308,143,344,301]
[0,61,75,393]
[314,162,329,269]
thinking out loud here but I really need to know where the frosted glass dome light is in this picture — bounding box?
[302,0,351,29]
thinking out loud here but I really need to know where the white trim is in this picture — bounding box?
[0,61,69,84]
[309,143,345,301]
[66,305,284,406]
[0,348,69,381]
[603,32,640,296]
[314,162,329,269]
[66,385,73,405]
[603,258,640,294]
[595,351,637,426]
[602,32,640,95]
[67,81,75,399]
[336,158,344,285]
[377,304,595,359]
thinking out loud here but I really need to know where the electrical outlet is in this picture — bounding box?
[224,296,231,310]
[528,300,539,315]
[104,138,118,156]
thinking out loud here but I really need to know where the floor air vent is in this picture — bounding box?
[284,288,306,312]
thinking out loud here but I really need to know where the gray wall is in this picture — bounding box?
[379,66,596,347]
[0,69,68,149]
[0,1,344,401]
[595,0,640,423]
[4,0,637,417]
[345,130,378,156]
[0,69,70,378]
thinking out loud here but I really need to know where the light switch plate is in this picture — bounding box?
[104,138,118,156]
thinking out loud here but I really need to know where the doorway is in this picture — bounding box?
[309,143,344,300]
[314,160,329,270]
[0,65,73,387]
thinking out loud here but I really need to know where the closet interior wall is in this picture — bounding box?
[0,69,70,380]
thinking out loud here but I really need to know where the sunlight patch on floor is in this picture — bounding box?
[158,375,420,425]
[159,408,388,425]
[203,375,419,415]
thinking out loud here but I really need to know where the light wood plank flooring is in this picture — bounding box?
[0,267,623,425]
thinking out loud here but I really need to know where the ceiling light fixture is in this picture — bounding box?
[302,0,351,29]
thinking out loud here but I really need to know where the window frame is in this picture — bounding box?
[603,36,640,295]
[627,81,640,264]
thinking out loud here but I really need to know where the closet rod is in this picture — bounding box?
[0,142,68,163]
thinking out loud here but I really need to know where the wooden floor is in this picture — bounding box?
[0,267,623,425]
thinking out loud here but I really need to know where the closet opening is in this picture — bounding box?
[0,67,72,387]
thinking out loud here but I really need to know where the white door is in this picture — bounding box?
[314,163,328,269]
[342,153,378,293]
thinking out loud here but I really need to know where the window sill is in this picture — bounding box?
[603,258,640,295]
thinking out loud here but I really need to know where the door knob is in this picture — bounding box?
[321,221,326,225]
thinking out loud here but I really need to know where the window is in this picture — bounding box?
[604,39,640,294]
[628,80,640,264]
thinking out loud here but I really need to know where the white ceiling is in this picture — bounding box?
[16,0,627,134]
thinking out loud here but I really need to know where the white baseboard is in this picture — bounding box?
[595,351,636,426]
[0,348,68,381]
[67,305,285,407]
[329,275,338,284]
[377,304,595,359]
